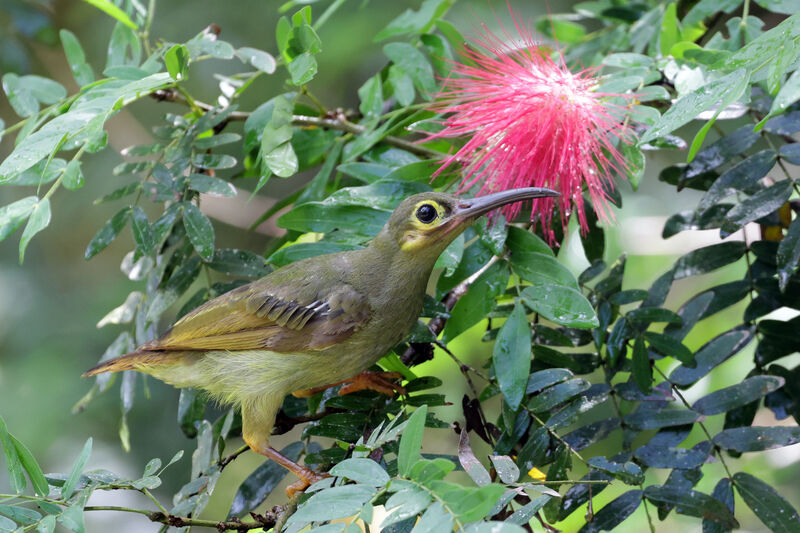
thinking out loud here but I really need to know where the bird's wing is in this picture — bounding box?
[139,256,372,353]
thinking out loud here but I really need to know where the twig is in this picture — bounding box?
[150,89,443,159]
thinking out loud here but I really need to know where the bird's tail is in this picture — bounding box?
[83,350,181,377]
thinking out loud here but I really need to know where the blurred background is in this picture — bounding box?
[0,0,798,531]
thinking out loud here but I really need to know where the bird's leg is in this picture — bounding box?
[292,371,406,398]
[258,446,329,498]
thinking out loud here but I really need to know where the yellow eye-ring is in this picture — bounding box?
[415,202,439,224]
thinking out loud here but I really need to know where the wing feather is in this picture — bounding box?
[139,256,372,354]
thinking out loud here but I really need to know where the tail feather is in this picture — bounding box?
[83,350,181,377]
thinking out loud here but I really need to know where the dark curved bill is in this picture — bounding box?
[453,187,560,219]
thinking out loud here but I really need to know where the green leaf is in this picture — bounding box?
[236,47,276,73]
[670,328,754,387]
[442,262,509,341]
[699,150,777,211]
[10,436,49,497]
[358,74,383,119]
[182,203,215,260]
[644,331,695,366]
[268,241,361,267]
[330,458,390,486]
[206,249,270,277]
[640,69,748,144]
[777,215,800,289]
[290,485,376,524]
[715,426,800,452]
[434,233,464,276]
[761,61,800,124]
[288,52,318,85]
[673,241,747,279]
[1,73,171,181]
[62,438,92,500]
[687,70,750,162]
[735,472,800,533]
[187,174,237,197]
[62,159,84,190]
[493,301,531,411]
[410,502,453,533]
[659,2,680,57]
[0,196,37,242]
[130,206,155,256]
[693,375,784,415]
[526,368,573,394]
[164,44,190,81]
[428,481,505,522]
[625,407,701,430]
[511,251,579,290]
[375,0,451,41]
[644,485,738,528]
[85,207,132,260]
[631,337,652,393]
[388,65,415,106]
[60,30,94,86]
[520,284,598,329]
[0,416,25,493]
[724,180,793,229]
[81,0,137,28]
[398,405,427,477]
[578,490,641,533]
[464,523,526,533]
[527,378,590,413]
[278,204,388,235]
[587,457,643,485]
[384,43,436,97]
[19,198,51,263]
[229,442,302,517]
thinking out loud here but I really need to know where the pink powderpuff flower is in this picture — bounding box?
[426,13,632,243]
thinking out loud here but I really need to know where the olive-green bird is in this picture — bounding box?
[85,187,558,492]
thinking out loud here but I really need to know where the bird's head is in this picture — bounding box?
[373,187,560,263]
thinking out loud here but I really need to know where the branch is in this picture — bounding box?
[83,506,278,532]
[151,89,444,159]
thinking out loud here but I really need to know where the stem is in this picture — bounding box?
[301,86,327,115]
[151,89,445,159]
[652,366,735,479]
[529,412,588,466]
[84,506,275,531]
[313,0,346,30]
[141,0,157,56]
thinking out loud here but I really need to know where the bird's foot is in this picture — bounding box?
[292,371,406,398]
[285,468,330,498]
[339,371,406,396]
[256,445,329,497]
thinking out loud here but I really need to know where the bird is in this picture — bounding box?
[84,187,559,493]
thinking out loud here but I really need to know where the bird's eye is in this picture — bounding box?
[416,204,438,224]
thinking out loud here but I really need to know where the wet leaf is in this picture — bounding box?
[644,485,738,529]
[398,406,427,476]
[527,378,590,413]
[493,301,531,410]
[693,375,784,415]
[85,207,132,260]
[577,490,642,533]
[673,242,747,279]
[182,202,215,260]
[714,426,800,452]
[521,284,598,329]
[733,472,799,533]
[670,328,754,387]
[206,249,270,277]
